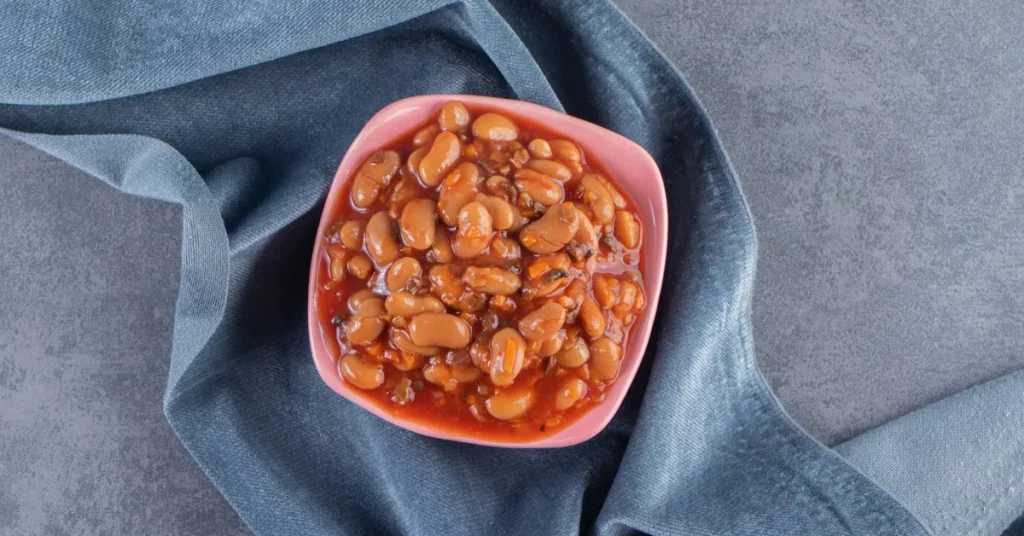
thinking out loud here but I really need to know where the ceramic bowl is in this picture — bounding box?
[308,94,668,447]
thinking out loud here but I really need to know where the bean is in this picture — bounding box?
[339,221,364,250]
[518,303,566,342]
[549,140,581,163]
[554,378,588,410]
[476,195,516,230]
[451,362,483,383]
[614,210,640,249]
[572,208,600,254]
[413,124,440,147]
[488,236,521,260]
[438,100,471,132]
[579,174,615,225]
[488,327,526,386]
[385,292,444,317]
[406,146,429,181]
[527,139,552,159]
[518,203,580,254]
[471,112,519,142]
[339,354,384,390]
[538,329,566,357]
[579,295,606,338]
[428,264,464,306]
[526,253,570,279]
[470,339,491,370]
[389,327,440,356]
[345,298,386,345]
[385,257,423,293]
[589,337,622,381]
[556,330,590,367]
[326,245,347,282]
[430,226,455,263]
[526,159,572,182]
[485,175,517,203]
[594,173,628,209]
[399,199,438,250]
[419,131,461,187]
[364,212,400,266]
[593,275,619,309]
[452,201,493,259]
[348,289,378,313]
[423,360,458,392]
[347,254,373,279]
[463,266,521,295]
[409,312,472,348]
[485,388,534,420]
[514,169,563,206]
[350,151,400,209]
[437,162,481,226]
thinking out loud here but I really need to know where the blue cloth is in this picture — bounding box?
[3,0,1011,534]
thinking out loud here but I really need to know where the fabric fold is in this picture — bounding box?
[0,1,959,534]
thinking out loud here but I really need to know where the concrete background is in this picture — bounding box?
[2,1,1022,534]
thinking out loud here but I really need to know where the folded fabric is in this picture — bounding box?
[4,0,1002,534]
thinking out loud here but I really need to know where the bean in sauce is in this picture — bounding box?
[315,101,647,441]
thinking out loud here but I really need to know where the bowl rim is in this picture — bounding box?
[307,94,668,448]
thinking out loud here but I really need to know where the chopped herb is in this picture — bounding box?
[412,380,424,392]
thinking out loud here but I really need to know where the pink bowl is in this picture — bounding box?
[308,95,668,448]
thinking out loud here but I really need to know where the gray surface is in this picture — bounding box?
[0,139,247,535]
[1,1,1023,533]
[616,0,1024,444]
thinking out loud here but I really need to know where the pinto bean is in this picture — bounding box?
[419,131,461,187]
[554,378,588,410]
[589,337,622,381]
[452,201,493,259]
[518,303,566,342]
[471,112,519,142]
[527,139,552,159]
[347,289,378,313]
[476,195,516,230]
[437,162,481,226]
[438,101,471,132]
[326,245,347,282]
[463,266,521,295]
[488,327,526,386]
[399,199,438,250]
[339,354,384,390]
[579,174,615,225]
[488,236,521,260]
[385,257,423,293]
[339,220,364,250]
[549,140,581,163]
[579,295,606,339]
[409,313,472,349]
[556,329,590,367]
[518,202,579,254]
[430,226,455,263]
[413,124,440,147]
[614,210,640,249]
[389,327,440,356]
[345,298,386,345]
[514,169,563,206]
[347,254,373,279]
[364,212,400,266]
[526,159,572,182]
[485,388,534,420]
[385,292,444,317]
[350,151,400,209]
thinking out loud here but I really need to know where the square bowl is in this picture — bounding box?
[308,94,668,447]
